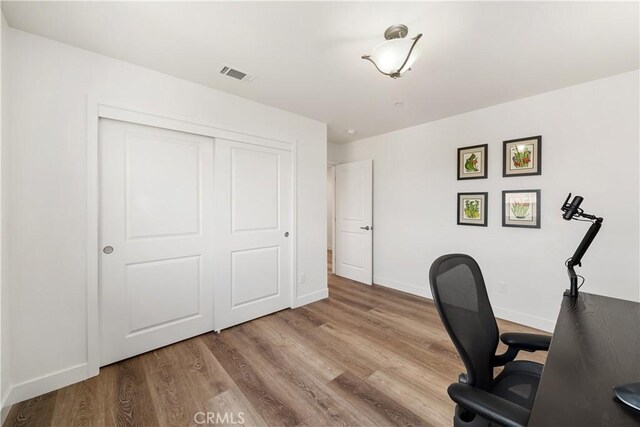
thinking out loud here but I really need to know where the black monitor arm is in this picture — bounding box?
[561,194,603,298]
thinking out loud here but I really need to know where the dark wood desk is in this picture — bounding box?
[529,292,640,426]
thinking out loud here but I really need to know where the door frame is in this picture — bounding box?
[86,97,297,377]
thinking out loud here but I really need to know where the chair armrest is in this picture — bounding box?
[500,333,551,352]
[448,383,530,427]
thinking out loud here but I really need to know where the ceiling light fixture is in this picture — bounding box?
[362,24,423,79]
[346,129,358,135]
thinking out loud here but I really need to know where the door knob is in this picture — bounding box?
[360,226,371,231]
[284,232,290,237]
[103,246,114,254]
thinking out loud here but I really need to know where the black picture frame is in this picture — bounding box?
[502,189,541,228]
[503,136,542,177]
[457,192,488,226]
[457,144,488,180]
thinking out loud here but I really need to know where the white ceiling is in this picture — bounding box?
[2,1,638,143]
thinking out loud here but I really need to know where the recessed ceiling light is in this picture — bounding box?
[346,129,357,135]
[394,102,404,108]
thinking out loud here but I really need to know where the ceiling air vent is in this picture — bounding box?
[218,64,256,83]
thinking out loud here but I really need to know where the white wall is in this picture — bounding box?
[0,11,9,425]
[327,142,344,164]
[327,166,334,250]
[327,143,342,252]
[327,143,342,254]
[3,26,327,405]
[339,71,640,332]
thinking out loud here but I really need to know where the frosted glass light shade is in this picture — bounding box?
[362,26,423,78]
[369,38,422,75]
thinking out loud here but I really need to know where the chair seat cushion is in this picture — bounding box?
[489,360,544,411]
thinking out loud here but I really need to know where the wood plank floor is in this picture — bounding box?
[5,252,547,427]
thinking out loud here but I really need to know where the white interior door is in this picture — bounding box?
[335,160,373,285]
[99,118,214,366]
[214,139,293,330]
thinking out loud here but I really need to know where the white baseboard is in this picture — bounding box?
[1,387,13,424]
[492,306,555,333]
[373,275,432,299]
[1,404,11,425]
[373,275,555,332]
[5,363,89,407]
[294,288,329,308]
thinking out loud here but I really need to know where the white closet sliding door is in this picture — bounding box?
[98,119,294,364]
[99,118,215,366]
[214,139,294,330]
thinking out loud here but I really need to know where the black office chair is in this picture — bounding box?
[429,254,552,427]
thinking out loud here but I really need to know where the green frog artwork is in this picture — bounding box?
[464,152,480,173]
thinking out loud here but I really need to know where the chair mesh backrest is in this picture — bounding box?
[429,254,499,390]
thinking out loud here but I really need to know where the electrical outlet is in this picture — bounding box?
[300,273,306,284]
[497,281,508,294]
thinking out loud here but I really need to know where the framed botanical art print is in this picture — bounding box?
[503,136,541,177]
[502,190,541,228]
[457,144,488,180]
[457,192,488,226]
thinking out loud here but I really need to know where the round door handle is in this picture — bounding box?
[360,226,371,230]
[284,232,290,237]
[103,246,114,254]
